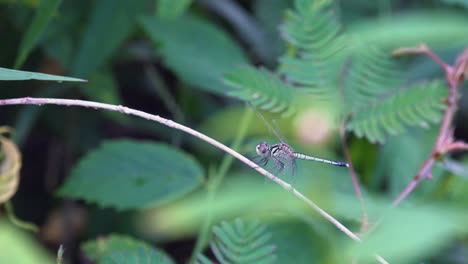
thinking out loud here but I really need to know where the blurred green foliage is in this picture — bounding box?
[1,0,468,263]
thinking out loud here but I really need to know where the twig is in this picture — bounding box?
[442,141,468,153]
[0,97,359,239]
[392,44,450,71]
[340,125,369,232]
[392,45,467,206]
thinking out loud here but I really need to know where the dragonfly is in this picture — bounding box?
[254,141,348,178]
[251,110,349,180]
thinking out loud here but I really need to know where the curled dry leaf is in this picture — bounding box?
[0,134,21,203]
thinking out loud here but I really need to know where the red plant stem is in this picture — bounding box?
[392,45,460,206]
[340,125,368,231]
[443,141,468,153]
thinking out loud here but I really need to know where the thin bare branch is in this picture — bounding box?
[340,125,369,231]
[442,141,468,153]
[392,44,465,206]
[393,43,451,72]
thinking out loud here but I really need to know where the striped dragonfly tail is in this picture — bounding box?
[293,152,349,167]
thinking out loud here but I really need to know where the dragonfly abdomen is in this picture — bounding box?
[293,152,349,167]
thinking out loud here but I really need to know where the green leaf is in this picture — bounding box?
[346,80,448,143]
[196,253,214,264]
[209,218,276,264]
[345,204,467,263]
[441,0,468,9]
[0,220,53,264]
[82,234,174,264]
[278,0,346,98]
[373,127,439,196]
[14,0,62,68]
[253,0,290,64]
[141,173,328,238]
[343,46,404,114]
[269,220,323,263]
[70,0,149,77]
[139,15,249,94]
[348,10,468,50]
[156,0,192,19]
[0,67,85,82]
[224,66,295,115]
[57,140,204,210]
[102,247,173,264]
[40,1,91,69]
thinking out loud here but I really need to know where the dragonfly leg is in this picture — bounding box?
[252,156,270,167]
[273,159,285,176]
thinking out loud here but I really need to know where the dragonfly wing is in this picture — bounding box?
[251,155,269,167]
[271,153,296,183]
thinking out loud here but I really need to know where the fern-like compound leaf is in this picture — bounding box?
[346,80,448,143]
[225,66,295,116]
[196,254,214,264]
[343,45,404,114]
[202,218,276,264]
[278,0,346,98]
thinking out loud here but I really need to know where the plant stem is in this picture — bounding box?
[392,45,466,206]
[0,97,388,263]
[188,106,253,263]
[340,125,368,232]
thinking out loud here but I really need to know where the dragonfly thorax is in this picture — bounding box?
[271,143,294,157]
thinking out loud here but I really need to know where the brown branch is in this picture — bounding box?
[392,45,467,206]
[340,125,369,232]
[392,44,451,72]
[442,141,468,153]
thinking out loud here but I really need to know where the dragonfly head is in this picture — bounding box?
[256,142,269,156]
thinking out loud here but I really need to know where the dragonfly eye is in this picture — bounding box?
[256,142,269,155]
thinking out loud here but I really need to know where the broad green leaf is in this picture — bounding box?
[344,203,467,263]
[253,0,290,64]
[139,15,249,94]
[348,10,468,50]
[157,0,192,19]
[373,127,439,197]
[140,171,341,238]
[209,218,276,264]
[0,220,53,264]
[57,140,204,210]
[0,132,21,203]
[40,1,91,69]
[82,234,174,264]
[441,0,468,9]
[102,247,173,264]
[14,0,62,68]
[70,0,150,77]
[269,221,323,263]
[0,67,85,82]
